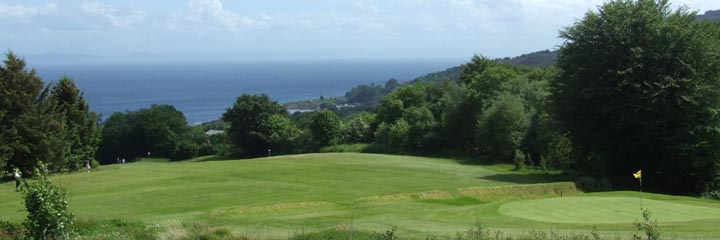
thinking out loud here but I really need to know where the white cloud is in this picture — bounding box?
[188,0,242,29]
[353,1,380,14]
[0,2,58,18]
[81,2,148,28]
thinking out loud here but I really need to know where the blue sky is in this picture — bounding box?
[2,0,719,62]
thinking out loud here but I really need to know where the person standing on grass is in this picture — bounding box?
[85,160,91,172]
[13,167,21,191]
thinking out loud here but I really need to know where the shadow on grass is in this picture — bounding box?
[192,155,237,162]
[478,172,574,185]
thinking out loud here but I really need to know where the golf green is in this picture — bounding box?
[499,196,720,224]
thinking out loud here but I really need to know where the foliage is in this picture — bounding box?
[0,52,99,175]
[633,209,661,240]
[22,163,75,240]
[552,0,720,194]
[345,83,384,105]
[265,114,304,154]
[344,79,401,106]
[72,219,160,240]
[476,93,530,163]
[291,226,396,240]
[340,113,376,144]
[49,77,101,172]
[496,49,559,68]
[375,119,410,149]
[309,110,341,148]
[222,94,287,157]
[97,104,197,162]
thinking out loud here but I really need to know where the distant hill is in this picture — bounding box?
[697,10,720,21]
[496,49,559,68]
[410,50,559,83]
[410,65,463,83]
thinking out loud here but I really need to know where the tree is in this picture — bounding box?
[310,110,340,147]
[264,114,302,154]
[552,0,720,194]
[0,52,64,175]
[476,93,530,163]
[97,105,196,162]
[49,77,101,171]
[341,113,376,144]
[222,94,286,157]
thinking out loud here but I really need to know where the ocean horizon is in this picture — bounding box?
[32,59,464,125]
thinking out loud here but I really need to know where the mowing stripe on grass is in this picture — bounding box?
[499,196,720,224]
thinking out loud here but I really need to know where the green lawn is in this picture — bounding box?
[1,153,719,239]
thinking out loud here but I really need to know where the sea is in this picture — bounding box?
[32,59,463,125]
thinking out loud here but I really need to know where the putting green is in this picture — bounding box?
[499,196,720,224]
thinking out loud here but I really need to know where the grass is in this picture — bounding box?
[1,153,719,239]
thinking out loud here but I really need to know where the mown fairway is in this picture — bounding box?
[1,153,719,239]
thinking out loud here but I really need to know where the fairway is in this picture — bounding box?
[1,153,720,239]
[499,196,720,224]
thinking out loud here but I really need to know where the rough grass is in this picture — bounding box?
[1,153,719,239]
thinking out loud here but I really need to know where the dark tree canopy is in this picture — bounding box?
[1,53,100,174]
[0,52,48,173]
[97,104,196,162]
[552,0,720,194]
[222,94,287,157]
[310,110,341,147]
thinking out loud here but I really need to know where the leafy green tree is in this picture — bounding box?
[345,84,384,105]
[265,114,303,154]
[460,55,495,85]
[96,112,130,163]
[97,105,196,162]
[476,93,530,163]
[383,78,400,94]
[223,94,286,157]
[341,113,376,144]
[552,0,720,193]
[310,110,341,147]
[403,106,437,149]
[375,119,410,149]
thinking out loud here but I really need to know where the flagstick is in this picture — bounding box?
[639,179,643,210]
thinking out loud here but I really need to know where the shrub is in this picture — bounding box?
[633,209,661,240]
[291,226,397,240]
[22,162,75,239]
[74,219,159,240]
[513,150,528,171]
[0,221,25,239]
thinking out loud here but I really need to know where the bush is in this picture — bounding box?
[291,226,397,240]
[513,150,528,171]
[74,219,159,240]
[633,209,661,240]
[0,221,25,239]
[171,140,199,160]
[22,162,75,239]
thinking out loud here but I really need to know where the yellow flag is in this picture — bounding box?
[633,170,642,180]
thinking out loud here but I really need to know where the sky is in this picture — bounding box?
[1,0,719,63]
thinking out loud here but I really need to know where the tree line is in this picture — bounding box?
[2,0,719,196]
